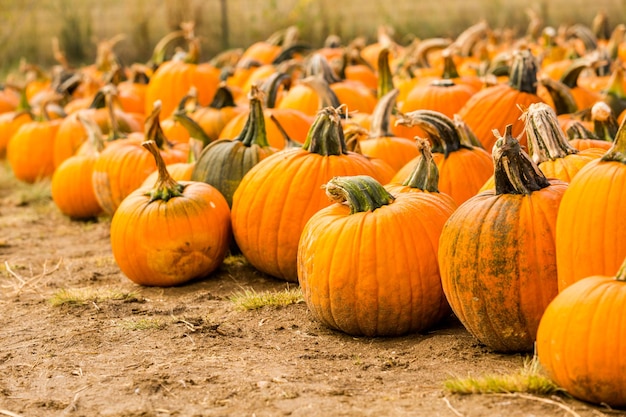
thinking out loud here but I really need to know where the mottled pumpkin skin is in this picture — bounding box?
[231,149,382,282]
[556,159,626,290]
[110,181,231,287]
[537,276,626,407]
[298,191,456,337]
[438,179,567,352]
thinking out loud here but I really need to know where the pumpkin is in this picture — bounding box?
[556,115,626,290]
[231,106,384,282]
[191,85,277,207]
[458,48,546,151]
[91,102,188,215]
[53,86,143,168]
[110,140,231,287]
[219,73,312,148]
[6,104,61,183]
[481,103,603,190]
[51,114,104,219]
[536,256,626,407]
[298,174,456,337]
[356,89,420,173]
[564,119,613,151]
[145,24,220,120]
[438,125,567,352]
[0,88,33,158]
[392,110,493,206]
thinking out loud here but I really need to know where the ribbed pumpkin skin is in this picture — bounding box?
[401,82,477,119]
[51,154,102,219]
[145,61,220,120]
[110,181,231,286]
[298,191,456,337]
[358,136,420,174]
[536,276,626,407]
[92,136,188,215]
[191,140,276,207]
[556,159,626,290]
[458,85,544,151]
[231,149,382,282]
[7,119,61,183]
[438,179,567,352]
[392,148,493,206]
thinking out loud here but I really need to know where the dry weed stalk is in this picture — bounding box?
[2,258,63,298]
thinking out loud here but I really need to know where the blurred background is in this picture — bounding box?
[1,0,626,76]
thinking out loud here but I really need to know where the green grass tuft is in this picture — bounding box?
[229,287,304,310]
[444,354,563,395]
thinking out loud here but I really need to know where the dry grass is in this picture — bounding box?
[443,354,563,396]
[229,287,304,310]
[49,287,142,306]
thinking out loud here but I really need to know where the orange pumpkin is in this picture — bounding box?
[458,48,546,151]
[392,110,493,206]
[556,116,626,291]
[231,106,384,282]
[438,125,567,352]
[51,115,104,219]
[537,256,626,407]
[92,103,188,215]
[298,174,456,337]
[110,140,231,287]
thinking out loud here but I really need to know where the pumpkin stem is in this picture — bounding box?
[324,175,395,214]
[148,29,185,68]
[492,124,551,195]
[441,49,460,79]
[173,110,213,147]
[601,111,626,163]
[508,49,539,94]
[302,106,348,156]
[306,53,342,84]
[521,102,579,164]
[394,109,463,157]
[144,101,168,149]
[592,101,619,142]
[566,120,599,140]
[77,112,105,154]
[210,83,237,109]
[300,76,342,112]
[453,114,484,148]
[235,85,270,147]
[602,65,626,117]
[615,256,626,282]
[102,84,126,141]
[142,140,185,202]
[370,89,399,138]
[538,75,578,115]
[401,138,440,192]
[269,114,301,148]
[376,48,395,99]
[261,72,291,109]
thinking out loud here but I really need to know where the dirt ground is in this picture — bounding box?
[1,160,624,417]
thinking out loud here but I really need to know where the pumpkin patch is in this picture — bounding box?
[3,7,626,415]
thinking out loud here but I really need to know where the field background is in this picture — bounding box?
[2,0,626,77]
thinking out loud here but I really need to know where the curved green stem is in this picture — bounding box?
[370,89,398,138]
[402,138,440,192]
[508,49,539,94]
[302,106,347,156]
[142,140,185,202]
[324,175,395,214]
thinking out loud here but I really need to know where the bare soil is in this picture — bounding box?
[1,161,624,417]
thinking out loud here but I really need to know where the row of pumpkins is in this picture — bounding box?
[2,16,626,408]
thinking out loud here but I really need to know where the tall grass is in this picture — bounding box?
[1,0,625,78]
